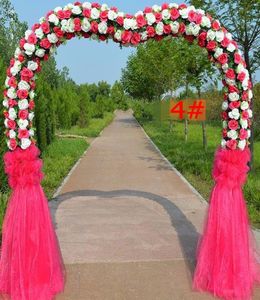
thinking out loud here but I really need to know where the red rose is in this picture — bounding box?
[74,1,81,6]
[40,38,51,49]
[7,119,16,129]
[46,10,54,19]
[17,89,29,99]
[91,21,98,33]
[179,4,187,9]
[29,100,35,110]
[188,11,197,22]
[162,3,169,10]
[131,32,141,45]
[107,26,115,35]
[65,33,75,40]
[18,129,29,139]
[99,35,107,41]
[27,33,37,44]
[221,111,228,120]
[184,35,195,43]
[242,111,249,120]
[234,53,242,64]
[195,13,202,25]
[206,41,217,51]
[228,120,239,130]
[20,38,26,48]
[18,54,25,63]
[147,26,155,37]
[8,77,17,88]
[155,12,162,23]
[222,129,227,138]
[237,72,246,82]
[239,129,248,140]
[144,7,153,14]
[116,16,124,26]
[32,23,41,31]
[178,23,186,34]
[136,15,147,28]
[217,53,228,65]
[21,68,34,81]
[82,32,91,38]
[226,140,237,150]
[155,35,164,41]
[121,31,132,44]
[64,10,72,19]
[228,85,239,93]
[57,10,65,20]
[111,7,118,13]
[43,54,49,61]
[18,110,29,120]
[100,10,108,21]
[3,111,9,118]
[41,22,50,34]
[54,27,64,38]
[8,99,17,108]
[163,24,172,35]
[92,2,101,9]
[226,68,236,79]
[212,20,220,30]
[74,18,81,31]
[198,31,207,47]
[242,91,248,101]
[9,138,17,150]
[30,80,36,90]
[83,8,91,18]
[221,37,230,48]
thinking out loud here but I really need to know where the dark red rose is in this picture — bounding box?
[222,128,227,138]
[221,111,228,120]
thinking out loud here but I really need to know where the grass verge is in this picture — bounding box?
[139,119,260,228]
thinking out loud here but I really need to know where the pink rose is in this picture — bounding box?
[18,110,29,120]
[217,53,228,65]
[121,31,132,44]
[8,99,17,108]
[162,3,169,9]
[64,10,72,19]
[100,10,108,21]
[83,9,91,18]
[164,24,172,35]
[212,20,220,30]
[144,7,153,14]
[234,53,242,64]
[7,119,16,129]
[154,13,162,23]
[17,89,29,99]
[18,129,29,139]
[188,11,197,22]
[54,27,64,38]
[116,16,124,26]
[239,129,248,140]
[242,91,248,101]
[8,77,17,88]
[178,23,186,34]
[242,111,249,120]
[29,100,35,110]
[18,54,25,63]
[20,38,26,48]
[21,67,34,81]
[107,26,115,35]
[226,69,236,79]
[222,129,227,138]
[206,41,217,51]
[195,13,202,25]
[27,33,37,44]
[226,140,237,150]
[41,22,50,34]
[237,72,246,82]
[74,18,81,32]
[92,2,101,9]
[228,120,239,130]
[131,32,141,45]
[228,85,239,93]
[91,21,98,33]
[136,15,147,28]
[221,37,230,48]
[170,8,180,20]
[9,138,17,150]
[229,101,240,109]
[57,10,65,20]
[147,26,155,37]
[40,38,51,49]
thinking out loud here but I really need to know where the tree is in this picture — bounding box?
[111,81,128,110]
[97,81,111,97]
[78,85,91,128]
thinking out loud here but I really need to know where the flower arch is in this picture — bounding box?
[1,2,259,300]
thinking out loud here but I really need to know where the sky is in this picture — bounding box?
[11,1,259,85]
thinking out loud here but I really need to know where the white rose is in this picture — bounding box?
[135,11,143,17]
[156,22,164,35]
[226,78,236,86]
[82,18,91,32]
[24,43,35,56]
[227,130,238,140]
[117,12,124,17]
[171,21,179,34]
[179,8,188,19]
[14,47,22,59]
[18,81,30,91]
[221,139,227,148]
[238,140,246,150]
[215,31,224,42]
[226,32,232,40]
[8,108,17,120]
[192,24,200,36]
[48,14,59,25]
[228,92,239,102]
[39,17,45,24]
[35,28,44,39]
[18,99,29,110]
[162,9,170,20]
[29,129,35,137]
[222,101,228,110]
[124,18,133,30]
[222,63,229,72]
[236,63,245,74]
[241,101,249,110]
[61,19,68,31]
[108,10,117,20]
[207,30,216,41]
[54,7,63,13]
[67,19,75,32]
[48,33,58,44]
[29,112,35,121]
[25,30,33,40]
[228,108,240,120]
[28,61,38,71]
[201,16,211,28]
[9,130,16,139]
[240,119,248,129]
[29,91,35,99]
[21,138,31,150]
[3,99,9,108]
[72,5,82,15]
[248,109,253,118]
[185,24,193,35]
[7,87,17,99]
[101,4,109,11]
[98,22,108,34]
[247,130,251,138]
[5,77,10,87]
[197,9,205,15]
[18,119,29,129]
[91,8,100,19]
[242,79,249,90]
[227,43,236,52]
[169,3,179,9]
[141,31,148,41]
[146,13,156,25]
[152,5,161,12]
[114,30,122,41]
[214,47,223,58]
[4,119,9,128]
[35,49,45,57]
[82,2,92,9]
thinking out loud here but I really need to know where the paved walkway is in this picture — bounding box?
[50,110,260,300]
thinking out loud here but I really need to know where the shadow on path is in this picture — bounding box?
[51,189,201,276]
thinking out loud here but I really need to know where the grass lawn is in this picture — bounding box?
[139,119,260,228]
[58,112,114,137]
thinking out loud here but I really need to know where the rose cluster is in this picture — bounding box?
[3,2,253,150]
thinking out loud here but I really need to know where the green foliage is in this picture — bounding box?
[110,81,128,110]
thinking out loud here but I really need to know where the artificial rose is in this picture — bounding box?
[8,108,17,120]
[226,139,237,150]
[8,138,17,150]
[108,10,117,20]
[164,24,172,35]
[91,7,100,19]
[48,14,59,25]
[7,87,17,99]
[237,72,246,82]
[206,41,217,51]
[18,119,29,129]
[239,128,248,140]
[228,120,239,130]
[28,100,35,110]
[131,32,141,45]
[170,8,180,20]
[155,22,164,35]
[98,22,108,34]
[74,18,82,32]
[8,99,17,108]
[24,43,35,55]
[100,10,108,21]
[18,129,30,139]
[215,30,224,42]
[48,33,59,43]
[35,49,45,57]
[8,77,17,88]
[72,5,82,15]
[27,33,37,44]
[228,108,240,120]
[121,30,132,44]
[91,21,98,33]
[226,69,236,79]
[21,138,31,150]
[9,130,16,139]
[212,20,220,30]
[238,140,246,150]
[229,101,240,109]
[18,99,29,110]
[18,109,29,120]
[82,18,91,32]
[222,101,228,110]
[217,53,228,64]
[136,14,147,27]
[240,119,248,129]
[162,9,170,20]
[228,85,239,93]
[147,26,155,37]
[241,101,249,110]
[146,13,156,25]
[40,38,51,49]
[17,89,28,99]
[242,111,249,120]
[228,92,239,102]
[7,119,16,129]
[41,22,50,34]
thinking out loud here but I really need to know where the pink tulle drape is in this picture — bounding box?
[0,145,65,300]
[193,147,260,300]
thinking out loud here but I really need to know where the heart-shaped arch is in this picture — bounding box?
[1,2,259,300]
